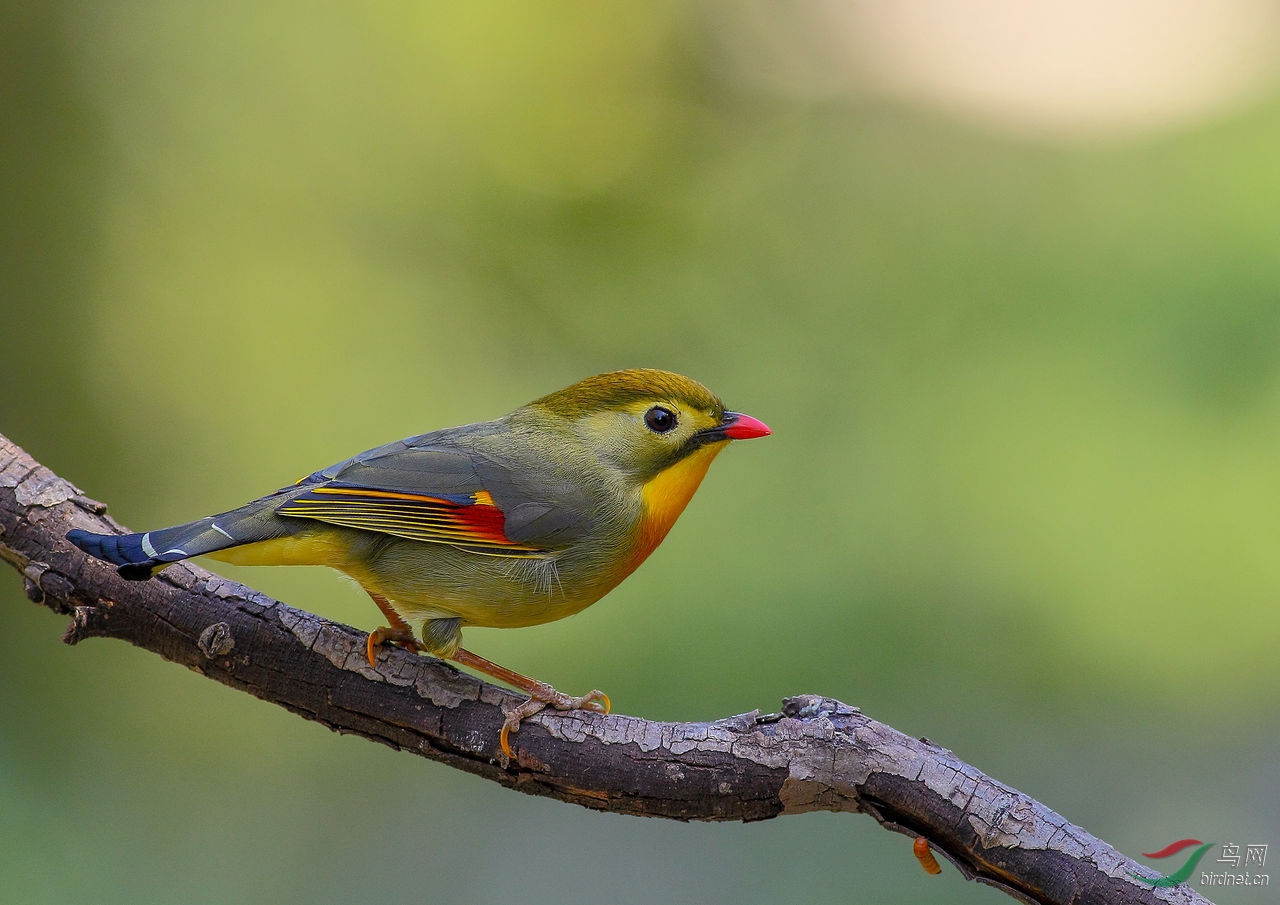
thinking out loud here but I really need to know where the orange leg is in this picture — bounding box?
[363,593,609,758]
[450,647,610,758]
[364,593,423,667]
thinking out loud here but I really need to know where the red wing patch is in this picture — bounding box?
[276,482,545,556]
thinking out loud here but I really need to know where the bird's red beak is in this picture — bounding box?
[720,411,771,440]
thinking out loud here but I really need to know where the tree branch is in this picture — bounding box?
[1,432,1208,905]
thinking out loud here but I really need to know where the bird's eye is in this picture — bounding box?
[644,406,677,434]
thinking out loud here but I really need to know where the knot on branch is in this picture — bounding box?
[198,622,236,658]
[782,694,861,720]
[62,603,110,645]
[23,561,76,609]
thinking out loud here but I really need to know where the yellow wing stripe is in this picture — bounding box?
[276,485,544,556]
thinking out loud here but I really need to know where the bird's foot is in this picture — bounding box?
[365,625,423,667]
[446,647,609,760]
[499,687,611,759]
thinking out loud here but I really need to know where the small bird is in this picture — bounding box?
[67,369,770,754]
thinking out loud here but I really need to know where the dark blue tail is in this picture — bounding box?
[66,495,296,580]
[66,529,161,580]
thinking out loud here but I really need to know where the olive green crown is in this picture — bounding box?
[531,369,724,419]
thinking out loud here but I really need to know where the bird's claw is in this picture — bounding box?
[498,689,611,759]
[565,689,610,715]
[499,698,548,759]
[365,626,423,668]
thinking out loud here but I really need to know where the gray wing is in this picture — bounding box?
[277,420,594,551]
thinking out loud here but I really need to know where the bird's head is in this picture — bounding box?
[529,368,770,483]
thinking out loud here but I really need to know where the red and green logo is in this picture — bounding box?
[1130,839,1214,887]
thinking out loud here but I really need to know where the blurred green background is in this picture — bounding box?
[4,3,1279,903]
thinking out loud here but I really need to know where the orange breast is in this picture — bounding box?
[625,442,727,575]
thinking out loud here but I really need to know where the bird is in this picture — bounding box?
[67,368,771,755]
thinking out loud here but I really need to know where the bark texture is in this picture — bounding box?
[0,433,1211,905]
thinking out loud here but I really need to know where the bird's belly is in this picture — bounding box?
[342,539,621,631]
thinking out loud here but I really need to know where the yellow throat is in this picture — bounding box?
[628,442,727,573]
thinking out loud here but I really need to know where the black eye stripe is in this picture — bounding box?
[644,406,677,433]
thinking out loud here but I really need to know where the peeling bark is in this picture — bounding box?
[0,433,1212,905]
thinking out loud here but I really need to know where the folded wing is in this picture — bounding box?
[277,426,594,555]
[276,482,546,556]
